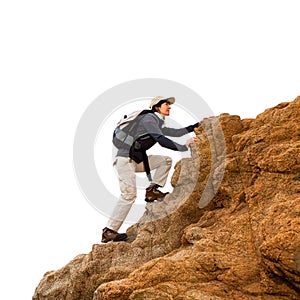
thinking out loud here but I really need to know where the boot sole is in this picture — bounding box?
[101,233,128,243]
[145,193,169,202]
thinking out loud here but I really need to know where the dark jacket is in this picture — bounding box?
[116,112,198,163]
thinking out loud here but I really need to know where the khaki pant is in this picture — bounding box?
[107,155,172,231]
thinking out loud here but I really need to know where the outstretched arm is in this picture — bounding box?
[161,122,199,137]
[140,114,197,151]
[152,133,189,151]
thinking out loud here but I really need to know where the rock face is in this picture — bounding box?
[33,97,300,300]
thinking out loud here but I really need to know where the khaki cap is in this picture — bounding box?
[149,96,175,109]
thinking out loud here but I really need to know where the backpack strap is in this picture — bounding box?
[141,149,152,182]
[125,109,154,182]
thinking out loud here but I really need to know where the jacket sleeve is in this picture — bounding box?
[153,134,188,151]
[161,122,199,137]
[140,114,189,151]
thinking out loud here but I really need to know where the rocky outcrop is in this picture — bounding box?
[33,97,300,299]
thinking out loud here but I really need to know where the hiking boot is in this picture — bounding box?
[145,184,169,202]
[101,227,127,243]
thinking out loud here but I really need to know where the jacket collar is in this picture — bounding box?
[154,112,165,121]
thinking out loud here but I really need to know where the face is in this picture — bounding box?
[157,102,171,116]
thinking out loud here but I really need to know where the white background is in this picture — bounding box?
[0,1,299,299]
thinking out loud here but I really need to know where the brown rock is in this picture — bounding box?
[33,96,300,300]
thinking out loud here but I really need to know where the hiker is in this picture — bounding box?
[101,96,199,243]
